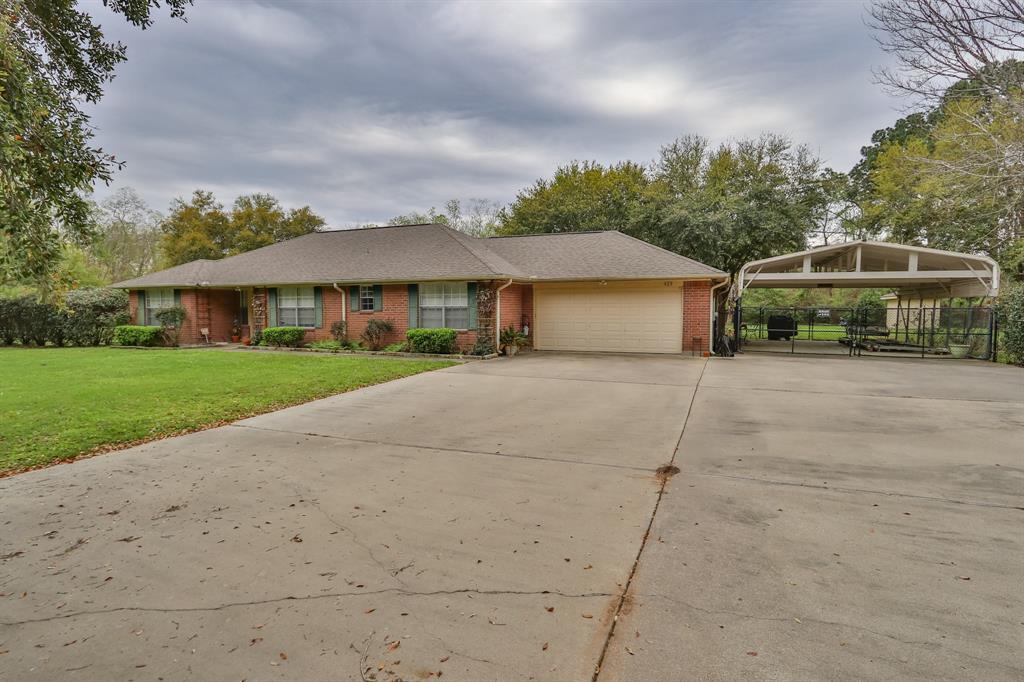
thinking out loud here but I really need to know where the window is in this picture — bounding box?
[359,285,375,312]
[420,282,469,329]
[145,288,175,326]
[278,286,315,327]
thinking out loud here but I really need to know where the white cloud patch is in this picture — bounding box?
[85,0,901,226]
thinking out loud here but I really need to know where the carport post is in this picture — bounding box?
[733,298,742,351]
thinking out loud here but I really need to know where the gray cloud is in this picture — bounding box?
[86,0,901,227]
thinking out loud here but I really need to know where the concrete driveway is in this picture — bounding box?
[1,352,1021,681]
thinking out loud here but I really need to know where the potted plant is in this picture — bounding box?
[948,336,971,358]
[230,320,241,343]
[499,325,527,357]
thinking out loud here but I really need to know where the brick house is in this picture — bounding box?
[112,224,727,354]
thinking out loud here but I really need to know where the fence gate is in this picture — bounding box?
[734,305,995,360]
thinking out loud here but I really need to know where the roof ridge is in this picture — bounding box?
[438,225,522,277]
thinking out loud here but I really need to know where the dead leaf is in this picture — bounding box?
[542,642,549,651]
[364,608,376,614]
[957,576,971,581]
[386,641,401,652]
[625,646,635,655]
[545,606,554,613]
[746,651,758,656]
[249,637,263,646]
[290,534,302,543]
[279,652,287,661]
[583,564,593,570]
[582,613,593,619]
[439,656,450,663]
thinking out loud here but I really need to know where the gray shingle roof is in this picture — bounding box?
[112,224,724,288]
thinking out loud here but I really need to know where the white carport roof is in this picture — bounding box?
[739,241,999,298]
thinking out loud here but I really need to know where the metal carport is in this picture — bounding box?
[735,241,1000,358]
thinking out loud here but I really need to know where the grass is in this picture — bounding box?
[741,323,848,341]
[0,347,455,474]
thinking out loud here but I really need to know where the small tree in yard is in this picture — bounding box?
[155,306,187,346]
[361,319,394,350]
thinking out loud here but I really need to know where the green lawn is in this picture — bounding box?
[0,348,455,474]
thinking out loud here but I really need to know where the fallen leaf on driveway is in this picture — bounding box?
[542,642,548,651]
[625,646,635,655]
[364,608,376,614]
[957,576,971,581]
[386,641,400,652]
[440,656,449,663]
[279,652,287,660]
[582,613,593,619]
[746,651,758,656]
[545,606,554,612]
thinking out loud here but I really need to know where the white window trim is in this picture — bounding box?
[278,286,316,328]
[145,288,175,326]
[419,282,470,330]
[359,284,375,312]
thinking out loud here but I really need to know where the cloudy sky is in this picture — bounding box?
[87,0,901,227]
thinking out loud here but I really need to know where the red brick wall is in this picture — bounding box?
[682,280,712,353]
[497,283,533,345]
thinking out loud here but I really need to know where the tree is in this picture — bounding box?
[386,198,501,237]
[89,187,162,282]
[229,193,326,253]
[637,134,826,279]
[160,190,326,267]
[159,191,232,266]
[0,0,190,296]
[496,161,651,235]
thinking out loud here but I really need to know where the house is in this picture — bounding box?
[112,224,727,354]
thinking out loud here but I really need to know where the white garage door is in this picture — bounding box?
[534,282,682,353]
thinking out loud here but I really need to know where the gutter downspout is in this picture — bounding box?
[332,283,346,326]
[495,279,514,347]
[709,278,730,354]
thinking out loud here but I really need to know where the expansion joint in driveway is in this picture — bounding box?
[591,358,709,681]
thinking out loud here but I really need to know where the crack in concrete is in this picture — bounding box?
[681,469,1024,510]
[591,358,709,681]
[0,587,613,627]
[230,423,655,474]
[638,592,1022,673]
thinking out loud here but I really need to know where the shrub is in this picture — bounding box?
[307,339,343,351]
[361,318,394,350]
[64,287,129,346]
[471,337,496,356]
[250,327,263,346]
[499,325,527,350]
[406,327,457,354]
[262,326,308,347]
[155,305,188,346]
[330,320,348,341]
[381,341,408,352]
[112,325,164,347]
[996,285,1024,365]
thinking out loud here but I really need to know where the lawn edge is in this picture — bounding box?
[0,359,456,480]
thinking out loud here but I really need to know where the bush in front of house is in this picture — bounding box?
[330,320,347,342]
[0,287,129,347]
[262,326,308,347]
[64,287,129,346]
[112,325,165,347]
[155,305,188,346]
[406,327,457,354]
[361,318,394,350]
[996,284,1024,365]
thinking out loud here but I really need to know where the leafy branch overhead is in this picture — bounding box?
[0,0,191,294]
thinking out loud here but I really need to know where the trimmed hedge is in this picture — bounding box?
[0,288,128,347]
[996,285,1024,365]
[406,327,457,354]
[112,325,165,347]
[262,326,308,347]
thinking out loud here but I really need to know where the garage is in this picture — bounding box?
[533,281,682,353]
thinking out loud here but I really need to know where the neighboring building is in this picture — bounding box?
[112,224,726,353]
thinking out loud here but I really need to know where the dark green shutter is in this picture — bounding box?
[467,282,477,330]
[314,286,323,328]
[173,289,181,307]
[373,285,383,312]
[136,290,146,324]
[408,284,419,328]
[349,286,359,312]
[268,288,278,327]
